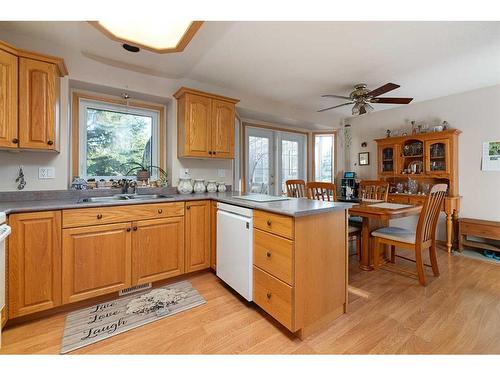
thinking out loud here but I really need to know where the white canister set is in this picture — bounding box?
[177,178,227,194]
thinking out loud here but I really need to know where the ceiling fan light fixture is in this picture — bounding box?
[364,102,374,112]
[352,102,362,115]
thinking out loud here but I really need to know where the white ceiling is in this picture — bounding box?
[1,21,499,126]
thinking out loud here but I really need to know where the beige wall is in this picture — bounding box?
[345,85,500,238]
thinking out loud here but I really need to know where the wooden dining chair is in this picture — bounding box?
[371,184,448,286]
[305,182,337,201]
[307,181,362,259]
[285,179,306,198]
[359,180,389,201]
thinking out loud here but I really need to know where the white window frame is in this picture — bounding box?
[78,98,160,180]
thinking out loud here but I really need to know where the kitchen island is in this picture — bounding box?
[0,190,352,339]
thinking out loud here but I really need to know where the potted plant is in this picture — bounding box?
[122,161,168,186]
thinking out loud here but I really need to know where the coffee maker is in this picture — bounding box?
[341,172,359,199]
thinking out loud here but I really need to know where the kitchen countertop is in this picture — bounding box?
[0,191,352,217]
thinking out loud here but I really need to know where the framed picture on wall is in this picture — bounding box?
[359,152,370,166]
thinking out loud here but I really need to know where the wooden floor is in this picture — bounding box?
[1,246,499,354]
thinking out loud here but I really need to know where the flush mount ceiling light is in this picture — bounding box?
[90,21,203,54]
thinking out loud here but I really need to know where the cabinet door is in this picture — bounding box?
[62,223,132,304]
[211,99,235,158]
[378,144,398,175]
[183,93,212,157]
[0,48,18,149]
[18,57,58,150]
[210,201,217,270]
[132,217,185,285]
[185,201,211,272]
[425,139,451,175]
[8,211,61,318]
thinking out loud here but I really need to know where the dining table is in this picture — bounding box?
[348,201,422,271]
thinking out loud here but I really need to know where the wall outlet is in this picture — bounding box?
[39,167,55,179]
[217,169,226,178]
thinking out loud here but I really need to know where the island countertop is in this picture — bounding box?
[0,190,352,217]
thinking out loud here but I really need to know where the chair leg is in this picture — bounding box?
[373,238,380,270]
[356,235,362,262]
[390,245,396,263]
[429,242,440,277]
[415,246,426,286]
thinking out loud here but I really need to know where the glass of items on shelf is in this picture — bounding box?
[391,179,435,196]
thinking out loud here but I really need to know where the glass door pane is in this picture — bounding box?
[279,133,306,195]
[314,134,334,182]
[245,128,274,194]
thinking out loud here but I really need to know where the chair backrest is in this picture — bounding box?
[416,184,448,244]
[306,182,337,202]
[359,180,389,201]
[285,179,306,198]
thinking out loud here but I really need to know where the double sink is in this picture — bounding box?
[78,194,174,204]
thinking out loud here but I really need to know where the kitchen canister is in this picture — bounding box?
[193,179,206,193]
[217,182,227,193]
[206,181,218,193]
[177,178,193,194]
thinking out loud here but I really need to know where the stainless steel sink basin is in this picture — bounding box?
[78,194,174,203]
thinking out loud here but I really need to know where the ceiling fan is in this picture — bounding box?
[318,83,413,115]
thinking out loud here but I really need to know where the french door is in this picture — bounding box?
[245,127,306,195]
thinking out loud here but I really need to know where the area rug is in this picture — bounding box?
[60,280,205,354]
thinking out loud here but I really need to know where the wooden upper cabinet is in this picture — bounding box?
[18,58,58,150]
[62,223,132,304]
[378,144,398,176]
[0,48,18,149]
[185,200,211,272]
[175,87,239,159]
[425,138,451,175]
[8,211,62,318]
[211,99,235,158]
[0,40,67,151]
[132,217,185,285]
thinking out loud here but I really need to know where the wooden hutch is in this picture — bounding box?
[375,129,461,252]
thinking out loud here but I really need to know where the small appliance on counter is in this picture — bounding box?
[340,171,359,200]
[0,212,12,348]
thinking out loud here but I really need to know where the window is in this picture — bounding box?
[78,98,160,180]
[245,125,307,195]
[314,133,335,183]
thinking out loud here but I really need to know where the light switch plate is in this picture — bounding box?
[217,169,226,178]
[39,167,55,179]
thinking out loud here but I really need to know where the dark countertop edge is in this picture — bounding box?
[0,193,353,218]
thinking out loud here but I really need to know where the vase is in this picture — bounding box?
[217,182,227,193]
[177,178,193,194]
[193,179,206,193]
[206,181,218,193]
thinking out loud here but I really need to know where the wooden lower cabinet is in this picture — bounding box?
[8,211,62,318]
[185,200,211,272]
[62,223,132,304]
[210,201,217,270]
[132,217,185,285]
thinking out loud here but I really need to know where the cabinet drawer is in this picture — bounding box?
[254,229,293,285]
[63,202,185,228]
[254,210,294,239]
[253,266,294,331]
[388,195,409,204]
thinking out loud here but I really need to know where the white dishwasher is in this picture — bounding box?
[216,203,253,301]
[0,212,11,348]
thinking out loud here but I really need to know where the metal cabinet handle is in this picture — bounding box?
[97,214,103,219]
[158,208,163,214]
[12,138,19,144]
[186,206,191,210]
[133,226,138,231]
[266,292,272,299]
[213,151,216,155]
[267,219,272,226]
[266,251,272,258]
[208,151,212,155]
[47,140,54,146]
[126,228,131,232]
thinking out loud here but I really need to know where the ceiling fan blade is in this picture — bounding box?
[367,83,400,98]
[321,94,351,100]
[371,97,413,104]
[317,102,353,112]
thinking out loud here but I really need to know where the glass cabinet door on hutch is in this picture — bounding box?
[378,145,397,175]
[425,139,450,175]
